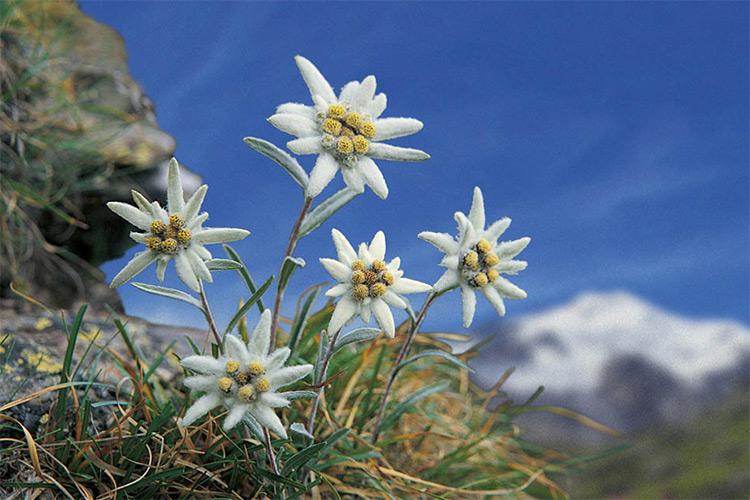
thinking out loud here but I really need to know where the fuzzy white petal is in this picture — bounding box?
[183,375,217,392]
[482,286,507,317]
[183,185,208,222]
[418,231,459,254]
[267,364,313,389]
[181,355,225,375]
[188,248,212,282]
[331,228,357,265]
[461,285,477,328]
[357,157,388,199]
[249,309,272,357]
[180,393,221,427]
[329,295,358,334]
[367,143,430,162]
[368,231,386,261]
[107,202,151,230]
[276,102,316,119]
[373,117,423,141]
[268,113,318,138]
[188,212,209,230]
[224,335,250,366]
[387,257,401,272]
[325,283,350,297]
[357,242,373,265]
[484,217,512,244]
[342,166,365,193]
[110,250,156,288]
[295,55,336,104]
[339,80,359,103]
[352,75,377,111]
[468,187,486,231]
[129,231,148,244]
[193,245,212,260]
[496,237,531,259]
[320,258,351,282]
[250,404,287,439]
[288,137,322,155]
[360,304,372,323]
[156,258,167,282]
[391,277,432,295]
[495,260,528,275]
[494,276,528,300]
[131,190,154,216]
[433,269,461,292]
[175,252,199,291]
[382,290,407,309]
[368,93,387,118]
[371,298,395,338]
[193,228,250,244]
[266,347,291,371]
[223,404,248,431]
[167,158,185,213]
[259,392,291,408]
[307,153,339,198]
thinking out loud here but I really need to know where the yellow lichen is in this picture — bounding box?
[34,318,53,331]
[23,350,62,373]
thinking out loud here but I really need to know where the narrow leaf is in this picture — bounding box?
[224,275,274,335]
[290,422,314,440]
[298,187,359,237]
[396,349,473,375]
[131,282,202,309]
[280,390,318,401]
[281,442,326,474]
[381,381,450,431]
[333,328,380,351]
[223,244,265,313]
[243,136,309,189]
[205,258,243,270]
[288,287,320,356]
[279,256,306,292]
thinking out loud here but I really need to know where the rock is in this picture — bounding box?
[0,0,200,311]
[0,299,204,432]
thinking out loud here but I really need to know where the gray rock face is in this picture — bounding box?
[0,0,199,310]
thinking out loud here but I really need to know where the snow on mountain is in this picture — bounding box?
[475,290,750,395]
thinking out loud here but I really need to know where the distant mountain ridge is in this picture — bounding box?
[472,291,749,436]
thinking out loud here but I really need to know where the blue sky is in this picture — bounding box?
[84,2,749,331]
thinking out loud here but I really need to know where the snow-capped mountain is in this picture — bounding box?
[471,291,749,435]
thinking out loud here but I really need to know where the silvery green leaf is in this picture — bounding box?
[298,187,360,237]
[223,245,265,313]
[396,349,473,375]
[278,256,306,292]
[288,287,320,356]
[205,258,243,270]
[381,381,450,431]
[243,136,309,189]
[242,414,265,441]
[314,330,329,382]
[224,275,274,336]
[280,390,318,401]
[131,282,202,310]
[333,327,381,351]
[290,422,314,440]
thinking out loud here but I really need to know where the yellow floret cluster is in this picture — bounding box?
[350,259,394,301]
[217,359,271,402]
[147,215,191,254]
[462,239,501,288]
[320,104,376,161]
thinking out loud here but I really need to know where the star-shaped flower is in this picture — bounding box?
[179,310,313,436]
[107,158,250,291]
[419,187,530,328]
[321,229,432,337]
[269,55,429,200]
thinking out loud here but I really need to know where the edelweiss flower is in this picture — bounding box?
[107,158,249,291]
[269,55,429,200]
[179,310,313,436]
[321,229,432,337]
[419,187,530,328]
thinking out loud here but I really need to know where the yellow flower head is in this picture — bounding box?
[150,220,166,234]
[177,228,192,243]
[487,268,500,283]
[463,251,479,271]
[360,121,376,139]
[472,272,489,288]
[225,360,240,374]
[255,377,270,393]
[476,239,492,254]
[322,118,342,136]
[353,284,369,301]
[169,214,185,229]
[146,236,162,251]
[351,260,366,271]
[371,260,387,272]
[327,104,346,118]
[483,252,500,267]
[217,377,233,393]
[248,361,265,376]
[160,238,178,253]
[336,136,354,155]
[351,270,366,284]
[370,282,387,297]
[352,135,369,154]
[238,385,254,401]
[381,271,395,285]
[344,112,363,129]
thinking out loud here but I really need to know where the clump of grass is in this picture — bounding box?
[0,293,616,498]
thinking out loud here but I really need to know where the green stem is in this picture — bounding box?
[371,291,438,444]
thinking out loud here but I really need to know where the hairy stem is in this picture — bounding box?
[198,279,223,350]
[306,327,344,437]
[269,196,313,353]
[371,291,438,443]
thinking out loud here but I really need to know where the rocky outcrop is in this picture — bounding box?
[0,0,199,310]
